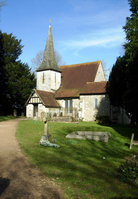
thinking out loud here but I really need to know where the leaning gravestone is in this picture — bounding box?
[66,131,111,142]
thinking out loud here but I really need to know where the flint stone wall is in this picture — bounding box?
[94,62,106,82]
[82,94,110,121]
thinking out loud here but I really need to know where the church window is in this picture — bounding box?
[55,73,56,84]
[65,100,73,113]
[95,98,98,109]
[65,100,68,108]
[42,72,44,84]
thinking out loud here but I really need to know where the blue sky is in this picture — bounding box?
[0,0,130,76]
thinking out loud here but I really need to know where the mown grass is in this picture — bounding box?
[16,120,138,199]
[0,115,17,122]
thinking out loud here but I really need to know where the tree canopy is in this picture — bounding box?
[106,0,138,126]
[0,31,36,115]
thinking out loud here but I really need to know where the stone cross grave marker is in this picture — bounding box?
[40,118,51,142]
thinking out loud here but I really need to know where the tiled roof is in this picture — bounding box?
[55,61,100,98]
[35,89,61,107]
[80,81,107,95]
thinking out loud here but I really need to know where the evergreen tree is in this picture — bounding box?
[0,32,36,115]
[123,0,138,125]
[106,56,127,108]
[6,62,36,112]
[0,31,7,114]
[2,32,23,65]
[107,0,138,126]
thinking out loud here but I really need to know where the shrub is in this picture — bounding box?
[116,155,138,184]
[96,116,111,125]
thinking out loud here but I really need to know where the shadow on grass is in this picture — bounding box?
[38,139,138,197]
[98,123,138,139]
[17,120,138,198]
[0,177,10,196]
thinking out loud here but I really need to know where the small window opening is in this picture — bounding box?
[65,100,73,113]
[95,98,98,109]
[43,72,44,84]
[55,73,56,84]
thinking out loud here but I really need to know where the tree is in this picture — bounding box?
[106,56,127,107]
[6,62,36,112]
[101,60,111,80]
[0,32,36,115]
[31,49,66,71]
[0,0,7,11]
[2,32,23,65]
[0,31,7,114]
[106,0,138,126]
[123,0,138,126]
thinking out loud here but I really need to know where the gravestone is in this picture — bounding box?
[40,120,51,142]
[66,131,111,142]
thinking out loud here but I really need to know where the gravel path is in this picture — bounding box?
[0,119,65,199]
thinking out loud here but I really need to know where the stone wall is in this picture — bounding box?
[58,95,110,122]
[81,94,110,121]
[94,62,106,82]
[37,70,61,92]
[38,104,47,118]
[26,104,34,118]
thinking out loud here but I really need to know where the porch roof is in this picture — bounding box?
[35,89,61,107]
[25,89,61,108]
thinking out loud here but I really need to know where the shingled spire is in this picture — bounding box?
[36,25,61,73]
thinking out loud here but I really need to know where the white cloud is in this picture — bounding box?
[59,27,125,51]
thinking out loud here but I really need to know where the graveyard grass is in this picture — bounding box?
[16,120,138,199]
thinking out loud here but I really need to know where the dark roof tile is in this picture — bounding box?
[80,81,107,95]
[35,89,61,107]
[55,61,100,98]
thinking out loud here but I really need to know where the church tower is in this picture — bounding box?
[36,25,62,92]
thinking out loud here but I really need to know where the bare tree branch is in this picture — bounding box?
[0,0,7,10]
[31,50,66,71]
[101,60,111,81]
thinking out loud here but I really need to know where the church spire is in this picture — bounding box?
[36,24,61,73]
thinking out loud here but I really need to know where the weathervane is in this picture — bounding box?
[50,19,52,25]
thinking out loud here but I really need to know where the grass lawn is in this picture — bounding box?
[0,115,17,122]
[16,120,138,199]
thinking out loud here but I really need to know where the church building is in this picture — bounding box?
[25,25,129,124]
